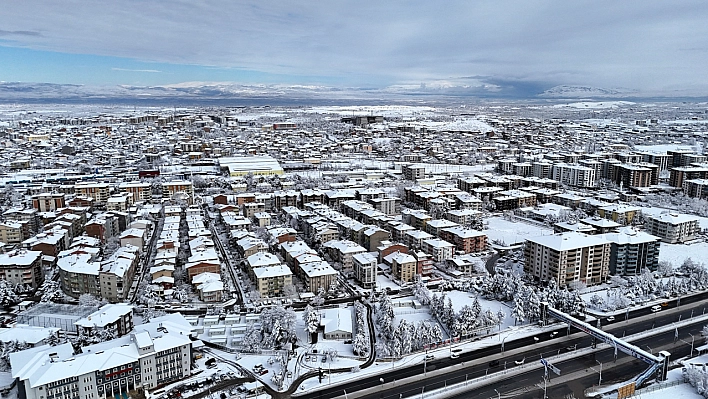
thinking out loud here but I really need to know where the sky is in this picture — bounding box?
[1,1,708,97]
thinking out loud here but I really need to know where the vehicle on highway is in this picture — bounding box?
[425,354,435,361]
[606,316,615,322]
[450,352,459,359]
[651,305,662,313]
[661,302,669,307]
[514,358,525,365]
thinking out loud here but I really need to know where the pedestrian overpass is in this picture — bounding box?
[541,302,669,386]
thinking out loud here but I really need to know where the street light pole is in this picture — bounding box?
[597,360,602,387]
[494,388,501,399]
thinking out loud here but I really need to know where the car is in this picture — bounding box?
[450,353,459,359]
[661,302,669,307]
[651,305,662,313]
[606,316,615,322]
[514,358,525,365]
[489,360,500,368]
[425,354,435,361]
[259,369,269,375]
[287,371,293,378]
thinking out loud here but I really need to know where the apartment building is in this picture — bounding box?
[524,232,610,287]
[75,182,110,205]
[99,246,139,303]
[31,193,67,212]
[402,164,426,182]
[162,180,194,204]
[253,265,293,297]
[439,226,487,254]
[119,182,153,204]
[551,163,596,188]
[299,261,338,294]
[0,250,44,289]
[74,304,134,337]
[12,317,193,399]
[600,227,660,276]
[352,252,377,288]
[0,222,25,244]
[387,251,417,283]
[644,213,700,244]
[58,254,100,298]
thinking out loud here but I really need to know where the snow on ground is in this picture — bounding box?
[659,241,708,268]
[484,217,553,246]
[305,105,438,117]
[551,101,635,109]
[445,290,515,331]
[640,206,708,230]
[635,144,696,153]
[630,367,702,399]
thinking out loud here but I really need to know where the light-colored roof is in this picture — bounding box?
[75,304,133,329]
[253,265,292,279]
[526,232,609,251]
[600,227,660,245]
[647,212,699,225]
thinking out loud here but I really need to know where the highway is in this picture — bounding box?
[295,297,708,399]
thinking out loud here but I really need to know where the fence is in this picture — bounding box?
[629,379,682,397]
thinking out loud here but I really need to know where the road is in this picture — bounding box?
[295,297,708,399]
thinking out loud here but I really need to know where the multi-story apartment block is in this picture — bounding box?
[551,163,596,188]
[669,165,708,188]
[644,213,700,244]
[75,182,111,205]
[299,261,338,294]
[74,303,134,337]
[532,161,553,179]
[369,197,401,215]
[439,226,487,254]
[421,238,455,262]
[0,250,44,289]
[401,164,426,181]
[613,163,654,188]
[58,254,100,298]
[600,227,660,276]
[99,246,139,303]
[322,240,366,274]
[684,178,708,199]
[31,193,67,212]
[12,317,193,399]
[352,252,377,288]
[253,265,293,297]
[119,182,152,204]
[0,222,25,244]
[524,232,610,287]
[162,180,194,204]
[388,251,417,283]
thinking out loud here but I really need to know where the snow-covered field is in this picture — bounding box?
[483,217,553,246]
[551,101,635,109]
[659,241,708,268]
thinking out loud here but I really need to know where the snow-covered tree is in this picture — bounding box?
[40,281,63,303]
[512,297,525,325]
[78,293,104,307]
[242,323,262,352]
[303,305,320,334]
[0,280,20,307]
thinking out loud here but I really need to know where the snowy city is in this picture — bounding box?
[0,102,706,399]
[1,2,708,399]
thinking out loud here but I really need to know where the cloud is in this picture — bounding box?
[0,1,707,94]
[0,29,40,37]
[111,68,161,73]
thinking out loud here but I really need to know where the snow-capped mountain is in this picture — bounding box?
[539,85,638,98]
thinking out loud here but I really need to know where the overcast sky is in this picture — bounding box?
[1,1,707,96]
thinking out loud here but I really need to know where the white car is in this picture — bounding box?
[651,305,662,313]
[514,358,525,365]
[606,316,615,322]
